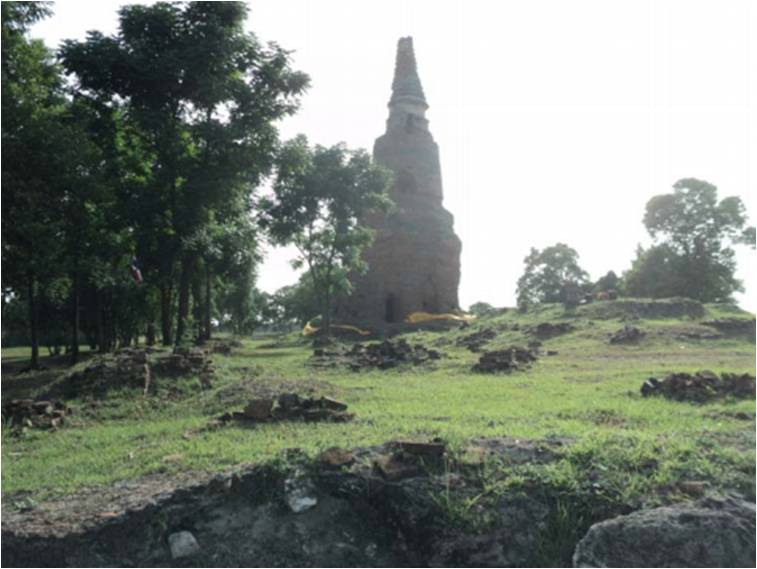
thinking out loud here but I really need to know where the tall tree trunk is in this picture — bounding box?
[175,255,194,346]
[322,267,333,338]
[146,322,156,346]
[308,269,331,340]
[322,288,332,339]
[70,271,80,365]
[27,276,39,369]
[191,270,202,342]
[104,290,115,351]
[96,290,105,353]
[204,264,212,340]
[108,290,115,351]
[160,283,173,346]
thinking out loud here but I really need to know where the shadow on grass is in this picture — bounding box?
[1,351,98,400]
[235,350,300,359]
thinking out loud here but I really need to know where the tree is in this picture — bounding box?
[215,269,257,335]
[516,243,589,309]
[623,244,684,298]
[624,178,755,302]
[3,3,149,365]
[69,98,154,356]
[594,270,620,293]
[2,2,310,361]
[261,136,392,337]
[271,276,321,328]
[2,2,68,368]
[468,301,498,318]
[211,215,262,336]
[61,1,308,346]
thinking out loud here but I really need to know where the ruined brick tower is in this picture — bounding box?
[340,37,462,323]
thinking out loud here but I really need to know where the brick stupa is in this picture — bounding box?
[340,37,462,323]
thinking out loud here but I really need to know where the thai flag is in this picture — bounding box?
[129,256,143,284]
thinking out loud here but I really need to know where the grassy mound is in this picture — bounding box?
[578,297,706,320]
[2,299,754,517]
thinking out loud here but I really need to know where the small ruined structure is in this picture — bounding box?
[340,37,462,324]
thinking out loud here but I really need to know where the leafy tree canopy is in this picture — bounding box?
[516,243,589,309]
[594,270,620,293]
[468,301,498,318]
[2,1,309,366]
[260,135,392,336]
[271,276,320,328]
[625,178,754,302]
[60,1,308,345]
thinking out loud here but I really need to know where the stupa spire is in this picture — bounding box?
[389,37,428,110]
[338,36,461,324]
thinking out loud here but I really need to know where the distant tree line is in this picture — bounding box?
[278,175,755,319]
[513,178,754,311]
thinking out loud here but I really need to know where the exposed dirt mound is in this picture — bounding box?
[609,325,645,344]
[1,437,582,568]
[529,322,575,339]
[1,399,72,433]
[641,371,756,402]
[63,346,218,399]
[702,317,756,339]
[427,495,552,567]
[473,347,537,373]
[581,297,705,320]
[458,436,567,467]
[371,440,447,481]
[310,339,442,370]
[218,393,355,424]
[455,328,498,352]
[65,349,152,397]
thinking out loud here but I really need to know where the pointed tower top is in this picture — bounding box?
[389,37,428,110]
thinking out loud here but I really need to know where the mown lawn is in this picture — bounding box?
[2,301,755,508]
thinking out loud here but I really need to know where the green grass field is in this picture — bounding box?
[2,300,755,512]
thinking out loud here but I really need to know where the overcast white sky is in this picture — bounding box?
[32,0,756,310]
